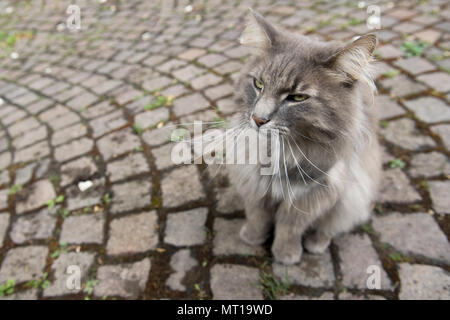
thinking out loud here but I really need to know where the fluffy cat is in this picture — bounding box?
[227,9,381,265]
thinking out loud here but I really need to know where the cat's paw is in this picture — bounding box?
[304,233,331,254]
[239,224,268,246]
[272,243,303,265]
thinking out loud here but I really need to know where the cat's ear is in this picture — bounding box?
[325,34,377,91]
[239,8,278,52]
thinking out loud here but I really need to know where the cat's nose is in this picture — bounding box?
[252,115,270,127]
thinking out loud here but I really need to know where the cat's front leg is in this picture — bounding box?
[272,187,338,265]
[240,198,273,246]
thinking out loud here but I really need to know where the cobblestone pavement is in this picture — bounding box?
[0,0,449,300]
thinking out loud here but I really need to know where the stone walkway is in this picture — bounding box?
[0,0,449,300]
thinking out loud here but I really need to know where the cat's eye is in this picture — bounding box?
[253,78,264,91]
[286,94,310,102]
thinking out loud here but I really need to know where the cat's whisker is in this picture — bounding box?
[286,139,307,186]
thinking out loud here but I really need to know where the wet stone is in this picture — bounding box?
[398,263,450,300]
[110,179,152,214]
[97,128,141,161]
[379,168,421,204]
[335,233,392,290]
[60,212,105,244]
[60,156,98,187]
[10,207,56,244]
[107,153,149,182]
[166,249,198,291]
[94,258,151,299]
[0,246,48,283]
[373,212,450,263]
[428,181,450,214]
[404,97,450,123]
[0,213,9,248]
[107,211,158,255]
[380,118,435,151]
[408,152,450,178]
[210,264,263,300]
[273,250,335,288]
[16,179,56,214]
[164,208,208,246]
[213,218,265,256]
[161,165,205,207]
[43,252,95,297]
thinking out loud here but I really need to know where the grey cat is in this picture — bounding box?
[228,9,381,265]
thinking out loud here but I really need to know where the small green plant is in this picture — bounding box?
[379,120,388,128]
[83,279,98,296]
[194,283,206,300]
[400,40,427,57]
[258,267,290,300]
[135,145,144,152]
[420,180,430,191]
[56,207,70,219]
[50,242,68,259]
[144,95,173,110]
[103,193,112,205]
[0,279,16,296]
[133,123,144,135]
[47,195,64,210]
[26,272,50,290]
[383,69,400,78]
[8,184,22,195]
[390,159,406,169]
[389,252,405,262]
[202,259,208,268]
[361,222,375,235]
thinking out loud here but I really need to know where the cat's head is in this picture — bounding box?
[235,9,377,144]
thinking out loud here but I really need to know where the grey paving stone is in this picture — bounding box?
[191,73,222,90]
[409,152,450,178]
[338,292,386,300]
[94,258,151,299]
[432,124,450,150]
[381,75,426,97]
[151,143,176,170]
[398,263,450,300]
[142,125,172,147]
[0,212,9,248]
[335,233,392,290]
[172,65,204,82]
[428,181,450,214]
[12,126,47,150]
[89,110,128,138]
[66,92,98,111]
[14,140,50,163]
[14,162,36,185]
[54,137,94,162]
[97,128,141,161]
[178,48,206,61]
[52,123,87,146]
[213,218,265,256]
[65,178,105,211]
[404,97,450,123]
[164,208,208,246]
[0,289,38,300]
[60,156,98,187]
[134,108,169,129]
[173,93,210,117]
[0,189,9,211]
[43,252,95,297]
[0,151,11,170]
[393,57,435,75]
[375,95,405,119]
[166,249,198,291]
[161,165,205,207]
[217,98,239,115]
[379,168,421,203]
[110,179,152,214]
[280,292,335,300]
[16,179,56,214]
[60,212,105,244]
[373,212,450,263]
[81,101,116,120]
[273,250,334,288]
[417,72,450,92]
[107,211,158,255]
[107,153,149,182]
[204,84,234,100]
[0,246,48,283]
[8,117,40,137]
[10,208,56,244]
[380,118,435,150]
[210,264,263,300]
